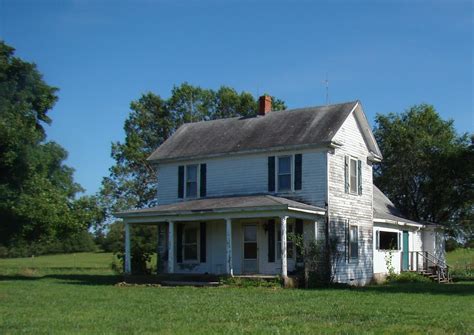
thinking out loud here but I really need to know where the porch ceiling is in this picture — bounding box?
[114,194,325,222]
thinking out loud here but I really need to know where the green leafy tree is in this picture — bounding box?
[374,104,473,242]
[0,41,102,251]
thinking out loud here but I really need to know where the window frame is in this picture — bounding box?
[376,230,401,251]
[348,156,358,195]
[182,224,200,263]
[277,155,293,192]
[349,224,359,260]
[184,164,200,199]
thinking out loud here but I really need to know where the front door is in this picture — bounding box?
[243,224,258,273]
[402,230,409,271]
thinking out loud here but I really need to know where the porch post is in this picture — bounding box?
[124,222,131,274]
[225,218,233,276]
[280,216,288,278]
[168,221,175,273]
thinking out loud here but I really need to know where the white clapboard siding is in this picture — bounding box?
[156,149,328,208]
[327,109,374,285]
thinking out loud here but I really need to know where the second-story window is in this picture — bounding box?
[344,155,362,195]
[178,163,207,199]
[186,165,198,198]
[278,156,292,192]
[350,157,358,194]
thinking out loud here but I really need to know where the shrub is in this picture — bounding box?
[220,277,281,288]
[445,238,462,252]
[387,272,431,284]
[450,268,474,282]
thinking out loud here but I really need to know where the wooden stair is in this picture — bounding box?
[408,252,451,284]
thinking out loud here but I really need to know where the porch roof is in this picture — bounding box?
[373,185,423,227]
[115,194,326,221]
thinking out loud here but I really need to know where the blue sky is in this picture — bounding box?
[1,0,472,195]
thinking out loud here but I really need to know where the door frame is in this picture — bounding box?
[402,230,409,271]
[242,223,259,274]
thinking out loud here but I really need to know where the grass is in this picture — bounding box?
[1,252,473,334]
[446,248,474,281]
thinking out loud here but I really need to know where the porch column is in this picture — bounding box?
[168,221,175,273]
[281,216,288,278]
[225,218,233,276]
[124,222,131,274]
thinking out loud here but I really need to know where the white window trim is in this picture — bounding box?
[376,229,402,251]
[348,156,359,195]
[184,164,200,199]
[182,223,200,263]
[276,155,294,193]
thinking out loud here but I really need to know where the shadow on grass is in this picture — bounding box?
[1,273,473,295]
[341,282,474,296]
[0,274,122,285]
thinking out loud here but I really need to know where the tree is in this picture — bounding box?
[0,41,101,250]
[374,104,473,242]
[99,83,287,221]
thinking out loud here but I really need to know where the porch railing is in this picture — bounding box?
[403,251,450,283]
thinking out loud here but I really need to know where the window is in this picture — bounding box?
[377,231,400,250]
[183,226,198,261]
[278,156,292,192]
[345,156,362,195]
[349,225,358,259]
[349,157,358,194]
[186,165,198,198]
[277,223,294,259]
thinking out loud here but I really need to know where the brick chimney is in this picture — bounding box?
[258,95,272,116]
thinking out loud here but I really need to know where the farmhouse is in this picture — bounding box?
[116,97,446,285]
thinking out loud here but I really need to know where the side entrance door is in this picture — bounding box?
[243,224,258,274]
[402,230,409,271]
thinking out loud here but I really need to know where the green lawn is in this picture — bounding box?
[1,252,473,334]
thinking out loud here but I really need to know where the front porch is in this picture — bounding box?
[116,195,326,278]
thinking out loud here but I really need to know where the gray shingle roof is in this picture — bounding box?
[148,101,358,162]
[115,194,325,217]
[373,185,421,225]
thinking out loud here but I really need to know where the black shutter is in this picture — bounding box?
[268,156,275,192]
[344,156,349,193]
[177,223,183,263]
[344,220,349,262]
[200,164,207,197]
[357,160,362,195]
[268,219,275,263]
[295,219,304,262]
[200,222,206,263]
[294,154,302,190]
[178,166,184,198]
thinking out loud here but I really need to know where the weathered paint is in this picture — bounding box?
[226,218,233,275]
[124,222,131,274]
[167,221,175,273]
[280,216,288,277]
[327,108,374,285]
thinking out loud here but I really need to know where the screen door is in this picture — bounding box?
[243,224,258,273]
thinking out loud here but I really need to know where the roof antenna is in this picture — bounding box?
[322,73,329,106]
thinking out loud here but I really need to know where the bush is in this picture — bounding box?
[450,268,474,282]
[387,272,431,284]
[0,231,97,258]
[445,238,462,252]
[220,277,281,288]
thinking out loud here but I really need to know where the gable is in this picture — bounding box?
[332,102,382,160]
[148,101,358,163]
